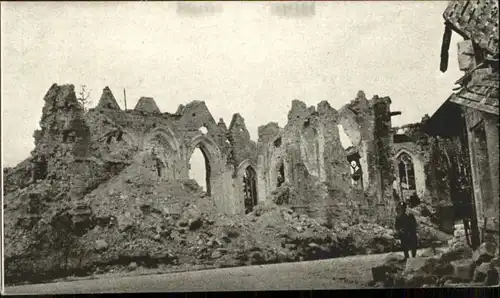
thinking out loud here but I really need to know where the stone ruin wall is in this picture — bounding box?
[12,83,431,225]
[337,91,397,217]
[10,84,260,218]
[256,100,353,221]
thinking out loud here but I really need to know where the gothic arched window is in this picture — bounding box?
[397,152,416,190]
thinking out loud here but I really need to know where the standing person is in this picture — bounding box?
[395,202,418,260]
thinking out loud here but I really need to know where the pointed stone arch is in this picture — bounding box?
[274,157,286,188]
[186,134,223,196]
[236,159,258,214]
[394,148,426,200]
[143,126,182,179]
[144,127,181,154]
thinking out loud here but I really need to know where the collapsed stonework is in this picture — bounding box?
[4,84,455,286]
[337,91,398,218]
[256,100,355,222]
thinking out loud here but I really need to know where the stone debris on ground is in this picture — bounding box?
[369,239,500,288]
[4,161,453,286]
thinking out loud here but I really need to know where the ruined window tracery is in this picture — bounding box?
[397,152,416,190]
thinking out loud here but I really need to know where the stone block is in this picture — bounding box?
[485,266,500,286]
[473,242,497,265]
[420,248,437,258]
[95,239,108,252]
[404,274,437,287]
[454,229,466,238]
[372,263,402,283]
[491,257,500,267]
[450,259,476,282]
[473,262,490,282]
[422,256,454,276]
[404,257,427,275]
[440,245,473,263]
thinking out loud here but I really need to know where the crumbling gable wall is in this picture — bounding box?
[372,96,396,206]
[256,99,352,221]
[338,91,395,211]
[89,89,260,215]
[227,114,259,214]
[7,84,263,217]
[256,122,284,203]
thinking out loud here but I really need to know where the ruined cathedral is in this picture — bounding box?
[16,76,497,234]
[16,83,409,222]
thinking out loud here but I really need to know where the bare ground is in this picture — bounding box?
[4,249,431,294]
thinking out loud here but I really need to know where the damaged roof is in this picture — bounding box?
[443,0,499,55]
[449,72,499,115]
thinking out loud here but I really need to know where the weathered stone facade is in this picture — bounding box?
[337,91,398,215]
[15,84,261,217]
[256,100,352,220]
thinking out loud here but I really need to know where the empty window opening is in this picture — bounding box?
[397,152,416,191]
[31,155,48,181]
[189,147,211,195]
[277,161,285,187]
[303,119,310,128]
[151,148,165,178]
[63,130,76,143]
[274,137,282,148]
[348,156,363,187]
[199,126,208,135]
[337,125,353,149]
[243,166,258,214]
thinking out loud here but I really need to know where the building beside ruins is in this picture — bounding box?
[425,0,499,246]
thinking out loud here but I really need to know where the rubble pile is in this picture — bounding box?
[369,240,500,288]
[4,161,452,286]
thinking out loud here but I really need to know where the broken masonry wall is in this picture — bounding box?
[228,114,259,214]
[134,97,161,114]
[338,91,377,194]
[256,99,352,222]
[13,85,127,203]
[338,92,394,209]
[228,113,258,171]
[371,96,395,211]
[174,101,220,142]
[256,122,284,202]
[317,101,351,190]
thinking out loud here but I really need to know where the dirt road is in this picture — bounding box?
[4,250,428,294]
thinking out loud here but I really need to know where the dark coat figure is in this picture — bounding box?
[395,202,418,259]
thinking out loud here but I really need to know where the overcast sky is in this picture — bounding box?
[1,1,462,168]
